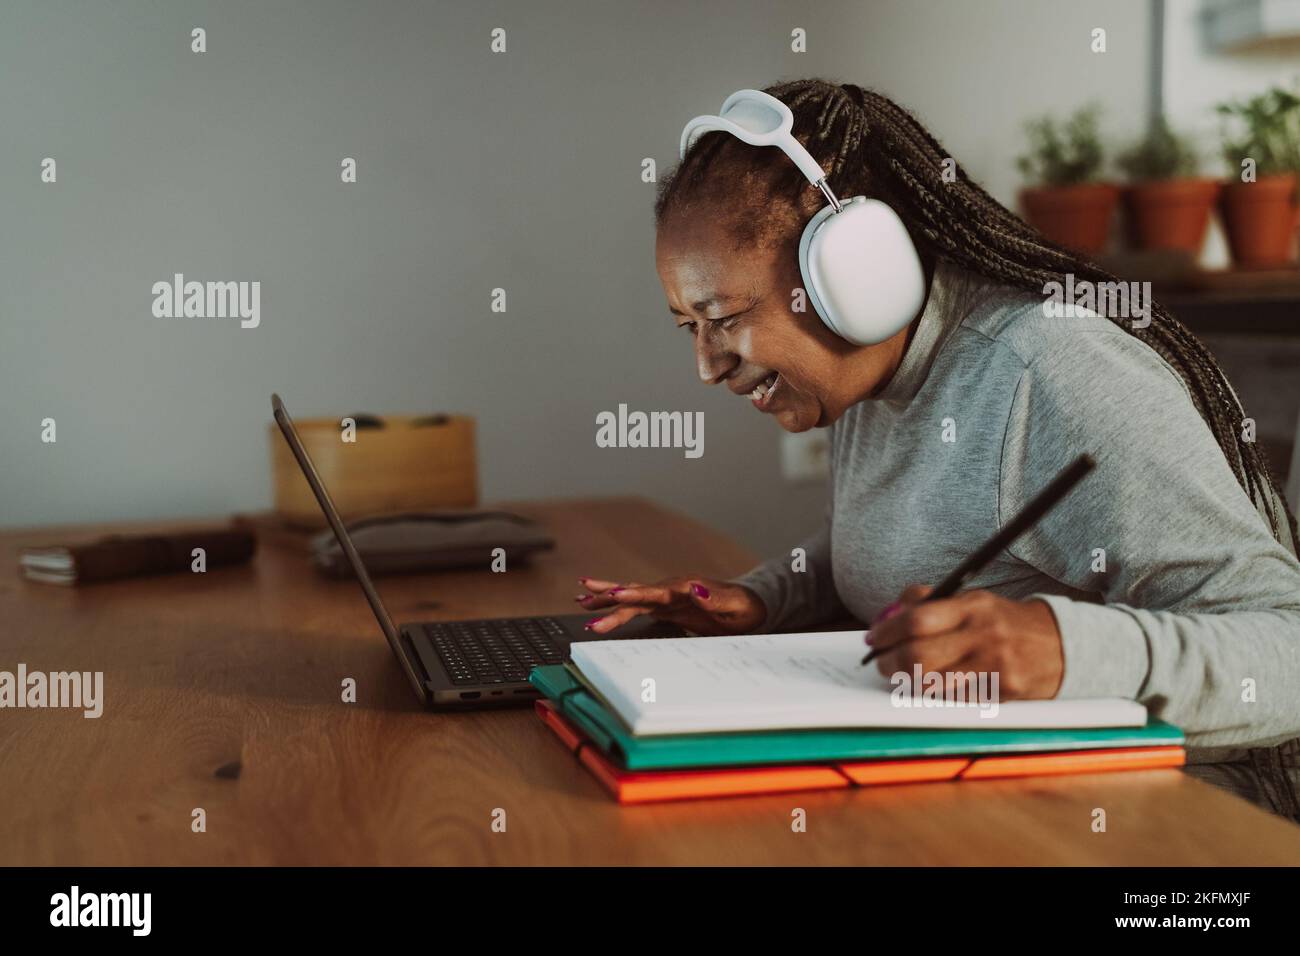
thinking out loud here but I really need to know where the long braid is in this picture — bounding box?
[656,78,1298,555]
[840,82,1291,542]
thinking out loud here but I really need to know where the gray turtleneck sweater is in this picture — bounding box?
[733,258,1300,806]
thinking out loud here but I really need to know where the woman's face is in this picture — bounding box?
[655,213,918,432]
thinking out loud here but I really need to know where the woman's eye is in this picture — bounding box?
[677,313,743,335]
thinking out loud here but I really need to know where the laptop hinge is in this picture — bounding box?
[399,627,436,702]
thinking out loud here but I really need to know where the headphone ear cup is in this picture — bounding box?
[798,198,927,346]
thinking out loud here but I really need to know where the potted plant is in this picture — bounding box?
[1117,117,1220,256]
[1215,85,1300,268]
[1017,104,1118,256]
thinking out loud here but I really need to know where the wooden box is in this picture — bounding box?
[270,414,477,527]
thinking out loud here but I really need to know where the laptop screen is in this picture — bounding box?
[270,393,427,702]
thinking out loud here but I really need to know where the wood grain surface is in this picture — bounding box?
[2,496,1299,866]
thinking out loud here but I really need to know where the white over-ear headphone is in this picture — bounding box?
[679,89,926,346]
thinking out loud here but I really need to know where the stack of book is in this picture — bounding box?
[529,631,1183,804]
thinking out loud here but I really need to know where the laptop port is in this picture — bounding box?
[459,691,481,700]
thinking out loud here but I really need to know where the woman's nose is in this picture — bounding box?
[694,331,736,385]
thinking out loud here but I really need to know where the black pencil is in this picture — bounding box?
[860,452,1096,666]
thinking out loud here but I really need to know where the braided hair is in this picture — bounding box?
[655,78,1299,556]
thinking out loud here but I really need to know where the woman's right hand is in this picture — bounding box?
[576,575,767,636]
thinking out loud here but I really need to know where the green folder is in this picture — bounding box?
[529,664,1184,772]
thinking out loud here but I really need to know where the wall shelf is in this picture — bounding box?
[1100,252,1300,336]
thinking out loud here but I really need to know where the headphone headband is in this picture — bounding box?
[679,89,828,188]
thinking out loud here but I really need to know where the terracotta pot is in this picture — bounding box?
[1019,182,1120,256]
[1122,177,1221,255]
[1218,173,1299,268]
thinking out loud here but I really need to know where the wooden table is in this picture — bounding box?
[2,496,1299,865]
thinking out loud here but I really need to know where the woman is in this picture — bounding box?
[577,79,1300,820]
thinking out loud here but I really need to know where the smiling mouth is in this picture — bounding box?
[749,372,780,410]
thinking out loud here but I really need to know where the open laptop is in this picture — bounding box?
[272,393,685,710]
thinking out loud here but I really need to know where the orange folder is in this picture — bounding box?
[537,699,849,802]
[535,700,1185,805]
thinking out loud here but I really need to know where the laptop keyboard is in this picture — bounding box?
[425,617,567,685]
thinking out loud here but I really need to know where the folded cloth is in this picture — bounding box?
[311,510,553,576]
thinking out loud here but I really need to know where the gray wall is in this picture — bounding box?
[0,0,1150,560]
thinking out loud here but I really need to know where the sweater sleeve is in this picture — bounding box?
[729,503,848,633]
[998,328,1300,749]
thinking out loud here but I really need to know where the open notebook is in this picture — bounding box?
[568,631,1148,736]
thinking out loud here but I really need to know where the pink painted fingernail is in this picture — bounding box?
[575,594,590,602]
[873,601,901,625]
[585,617,601,628]
[609,587,624,595]
[692,583,710,599]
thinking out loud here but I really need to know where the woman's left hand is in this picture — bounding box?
[867,585,1065,700]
